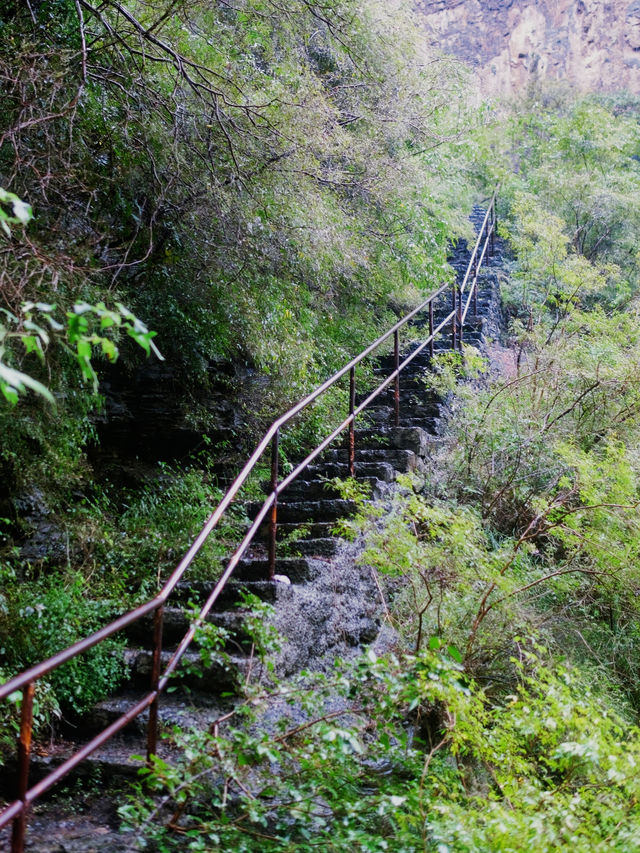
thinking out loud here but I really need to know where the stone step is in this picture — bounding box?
[322,446,421,473]
[369,391,440,411]
[125,606,253,650]
[226,555,319,583]
[280,475,387,502]
[248,497,357,524]
[123,648,248,694]
[304,460,397,482]
[263,521,338,541]
[174,578,293,608]
[343,425,434,456]
[363,409,439,430]
[81,691,231,738]
[375,353,434,372]
[371,369,432,386]
[396,417,440,430]
[4,736,150,792]
[288,537,341,557]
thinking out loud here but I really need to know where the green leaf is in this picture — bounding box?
[447,644,463,663]
[100,338,118,361]
[0,382,18,405]
[22,335,44,360]
[0,361,54,404]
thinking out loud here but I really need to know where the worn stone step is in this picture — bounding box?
[364,384,436,405]
[371,395,440,415]
[374,355,434,372]
[249,497,357,524]
[370,389,439,408]
[343,429,392,450]
[225,556,319,583]
[345,426,434,456]
[394,418,438,430]
[4,736,150,793]
[80,690,231,738]
[363,410,438,432]
[123,647,248,694]
[367,389,440,408]
[288,537,341,557]
[125,606,252,650]
[276,477,344,500]
[304,460,397,482]
[263,521,338,541]
[280,475,387,501]
[174,578,293,608]
[323,446,421,473]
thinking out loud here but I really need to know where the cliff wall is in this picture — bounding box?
[417,0,640,95]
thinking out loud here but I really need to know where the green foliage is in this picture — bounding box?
[432,650,640,852]
[421,346,486,397]
[329,476,377,540]
[0,571,127,721]
[236,591,282,663]
[401,87,640,717]
[498,93,640,294]
[0,186,32,236]
[0,665,60,765]
[9,11,640,853]
[67,464,244,596]
[0,298,161,405]
[0,0,474,433]
[121,643,640,851]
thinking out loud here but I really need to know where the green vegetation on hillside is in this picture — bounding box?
[121,91,640,850]
[0,0,475,742]
[4,0,640,847]
[0,0,473,493]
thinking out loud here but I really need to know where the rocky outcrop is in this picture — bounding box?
[417,0,640,96]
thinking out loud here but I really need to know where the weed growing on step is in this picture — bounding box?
[237,591,282,666]
[420,346,486,398]
[276,523,311,558]
[328,477,376,541]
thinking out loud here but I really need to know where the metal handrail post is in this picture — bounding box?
[490,206,495,256]
[451,282,457,350]
[146,604,164,762]
[11,681,34,853]
[493,202,498,253]
[348,366,356,477]
[428,300,434,359]
[393,329,400,427]
[268,430,279,578]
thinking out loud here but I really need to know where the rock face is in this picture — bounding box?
[417,0,640,96]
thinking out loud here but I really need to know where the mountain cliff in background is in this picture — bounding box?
[418,0,640,95]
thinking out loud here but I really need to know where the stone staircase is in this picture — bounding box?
[5,205,503,797]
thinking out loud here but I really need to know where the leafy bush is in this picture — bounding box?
[120,643,640,851]
[0,571,127,719]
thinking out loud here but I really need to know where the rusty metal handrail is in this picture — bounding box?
[0,194,497,852]
[459,194,497,347]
